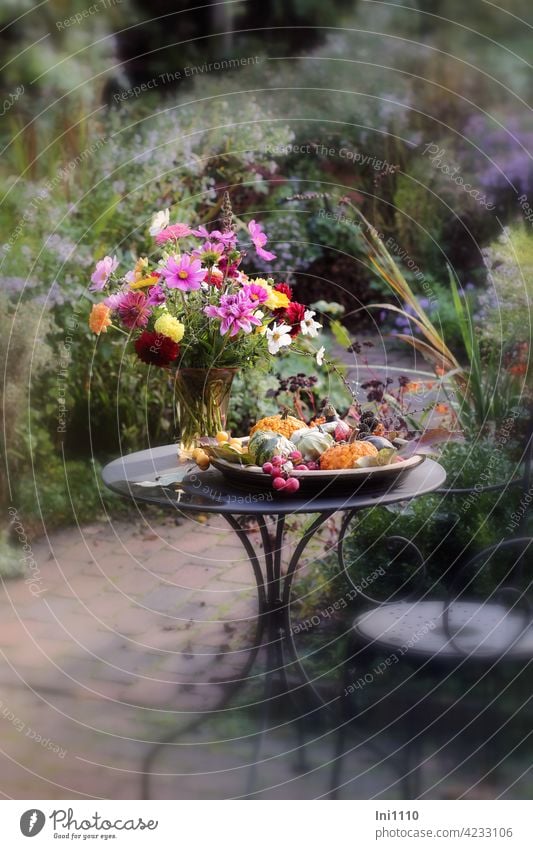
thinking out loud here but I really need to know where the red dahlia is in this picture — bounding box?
[274,282,293,300]
[285,301,306,336]
[134,331,180,367]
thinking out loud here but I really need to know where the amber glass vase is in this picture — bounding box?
[173,367,237,455]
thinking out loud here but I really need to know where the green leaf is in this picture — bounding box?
[330,319,352,349]
[92,195,122,238]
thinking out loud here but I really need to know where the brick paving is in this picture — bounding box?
[0,512,347,799]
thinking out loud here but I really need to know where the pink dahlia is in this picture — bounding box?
[116,290,152,329]
[155,223,193,245]
[204,291,262,337]
[160,254,206,291]
[90,255,119,291]
[248,220,276,261]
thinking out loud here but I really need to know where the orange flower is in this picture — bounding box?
[89,303,112,335]
[508,363,527,376]
[435,403,449,414]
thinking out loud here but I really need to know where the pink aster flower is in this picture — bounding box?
[160,254,206,291]
[104,290,123,310]
[248,220,276,261]
[116,290,152,329]
[241,282,269,305]
[204,291,262,337]
[90,255,119,291]
[146,284,166,306]
[155,223,193,245]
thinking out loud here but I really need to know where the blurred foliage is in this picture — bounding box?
[480,224,533,347]
[1,0,532,537]
[0,293,55,508]
[336,438,529,601]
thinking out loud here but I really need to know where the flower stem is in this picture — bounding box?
[293,345,361,413]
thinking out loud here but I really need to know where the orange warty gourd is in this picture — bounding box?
[319,441,378,470]
[250,413,307,439]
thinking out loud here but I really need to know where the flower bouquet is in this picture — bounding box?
[88,194,325,453]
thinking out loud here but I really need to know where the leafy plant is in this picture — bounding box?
[325,199,525,435]
[444,270,523,433]
[336,438,525,600]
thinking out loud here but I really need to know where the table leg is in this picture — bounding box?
[141,510,336,799]
[140,517,268,799]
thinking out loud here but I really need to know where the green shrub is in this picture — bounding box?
[326,439,527,602]
[480,224,533,347]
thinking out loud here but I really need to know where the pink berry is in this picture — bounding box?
[272,476,287,491]
[288,450,302,462]
[295,464,308,471]
[306,460,318,471]
[262,462,274,474]
[271,455,284,466]
[284,477,300,493]
[271,467,284,478]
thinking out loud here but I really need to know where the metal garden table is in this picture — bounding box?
[102,444,446,796]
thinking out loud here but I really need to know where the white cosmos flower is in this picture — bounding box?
[149,208,170,236]
[300,309,322,337]
[316,345,325,366]
[266,322,292,355]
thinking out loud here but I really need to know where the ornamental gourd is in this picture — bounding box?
[248,430,297,466]
[315,402,351,441]
[249,409,307,439]
[291,428,333,460]
[319,441,378,470]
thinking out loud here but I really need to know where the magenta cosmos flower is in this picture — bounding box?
[248,220,276,261]
[115,290,152,329]
[160,254,207,291]
[155,223,193,245]
[204,291,262,337]
[192,226,237,248]
[90,255,119,291]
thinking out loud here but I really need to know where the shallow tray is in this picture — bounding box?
[210,454,425,494]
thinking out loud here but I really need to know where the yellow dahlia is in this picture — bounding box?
[154,313,185,343]
[129,274,159,289]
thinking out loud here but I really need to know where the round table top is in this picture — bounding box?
[102,444,446,516]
